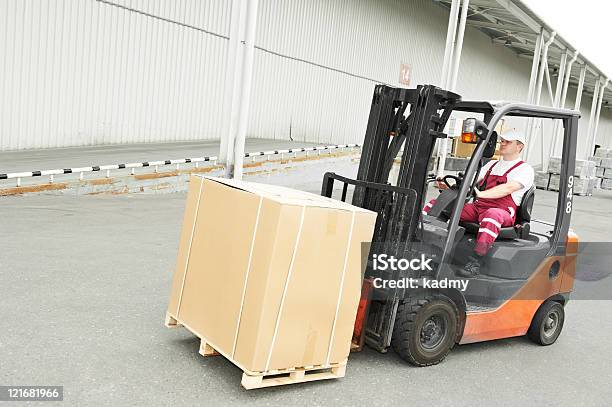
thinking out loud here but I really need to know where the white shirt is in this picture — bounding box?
[476,157,535,205]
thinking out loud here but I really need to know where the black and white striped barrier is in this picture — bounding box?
[0,144,360,186]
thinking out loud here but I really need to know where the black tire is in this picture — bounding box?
[391,293,459,367]
[527,301,565,345]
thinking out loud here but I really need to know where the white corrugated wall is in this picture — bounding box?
[0,0,610,152]
[0,0,230,150]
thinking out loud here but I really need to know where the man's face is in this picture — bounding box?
[500,138,522,155]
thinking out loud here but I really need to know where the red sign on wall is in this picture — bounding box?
[399,63,411,86]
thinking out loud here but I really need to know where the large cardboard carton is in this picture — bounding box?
[167,176,377,374]
[452,137,476,158]
[452,137,500,158]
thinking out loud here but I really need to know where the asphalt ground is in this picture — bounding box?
[1,158,612,406]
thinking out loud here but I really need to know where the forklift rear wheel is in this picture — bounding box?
[391,294,458,367]
[527,301,565,345]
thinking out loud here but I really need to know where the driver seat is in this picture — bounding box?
[460,186,535,240]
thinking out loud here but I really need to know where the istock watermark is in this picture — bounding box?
[370,252,469,292]
[372,253,433,271]
[371,276,469,291]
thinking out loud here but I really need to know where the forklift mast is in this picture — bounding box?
[322,85,460,352]
[353,84,460,245]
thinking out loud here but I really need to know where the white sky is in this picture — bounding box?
[522,0,612,78]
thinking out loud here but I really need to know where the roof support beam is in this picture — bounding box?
[493,0,541,33]
[491,39,532,50]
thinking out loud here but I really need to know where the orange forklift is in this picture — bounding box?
[321,84,579,366]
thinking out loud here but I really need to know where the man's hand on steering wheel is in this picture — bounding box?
[439,174,462,190]
[435,178,448,190]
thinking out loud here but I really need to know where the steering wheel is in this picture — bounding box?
[441,174,462,190]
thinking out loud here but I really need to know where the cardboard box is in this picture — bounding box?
[452,138,476,158]
[167,176,377,374]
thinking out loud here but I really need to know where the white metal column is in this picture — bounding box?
[220,0,247,173]
[436,0,469,178]
[560,53,578,109]
[586,77,601,157]
[440,0,460,88]
[553,52,568,107]
[525,31,555,162]
[435,0,460,164]
[590,79,609,158]
[542,51,567,171]
[526,31,544,104]
[449,0,470,90]
[232,0,260,180]
[533,32,556,107]
[551,52,578,157]
[574,65,587,111]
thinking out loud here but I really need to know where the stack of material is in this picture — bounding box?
[535,171,550,190]
[165,176,377,389]
[444,156,469,172]
[593,148,612,190]
[547,157,596,196]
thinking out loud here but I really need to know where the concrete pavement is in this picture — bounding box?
[1,160,612,406]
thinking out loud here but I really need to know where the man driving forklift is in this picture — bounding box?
[323,84,579,364]
[424,129,534,277]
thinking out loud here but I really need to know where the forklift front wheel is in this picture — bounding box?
[527,301,565,346]
[391,294,458,367]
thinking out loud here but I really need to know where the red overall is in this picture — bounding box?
[423,160,525,256]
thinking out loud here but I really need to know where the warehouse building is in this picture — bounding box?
[0,0,610,169]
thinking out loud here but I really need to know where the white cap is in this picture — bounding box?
[500,129,526,145]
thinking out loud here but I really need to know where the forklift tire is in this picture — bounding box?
[527,301,565,346]
[391,293,458,367]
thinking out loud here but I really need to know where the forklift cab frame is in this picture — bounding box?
[440,101,579,263]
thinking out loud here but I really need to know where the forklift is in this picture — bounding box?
[321,84,579,366]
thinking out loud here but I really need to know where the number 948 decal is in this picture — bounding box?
[566,175,573,213]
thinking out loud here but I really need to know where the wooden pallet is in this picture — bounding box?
[165,312,347,389]
[241,363,346,390]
